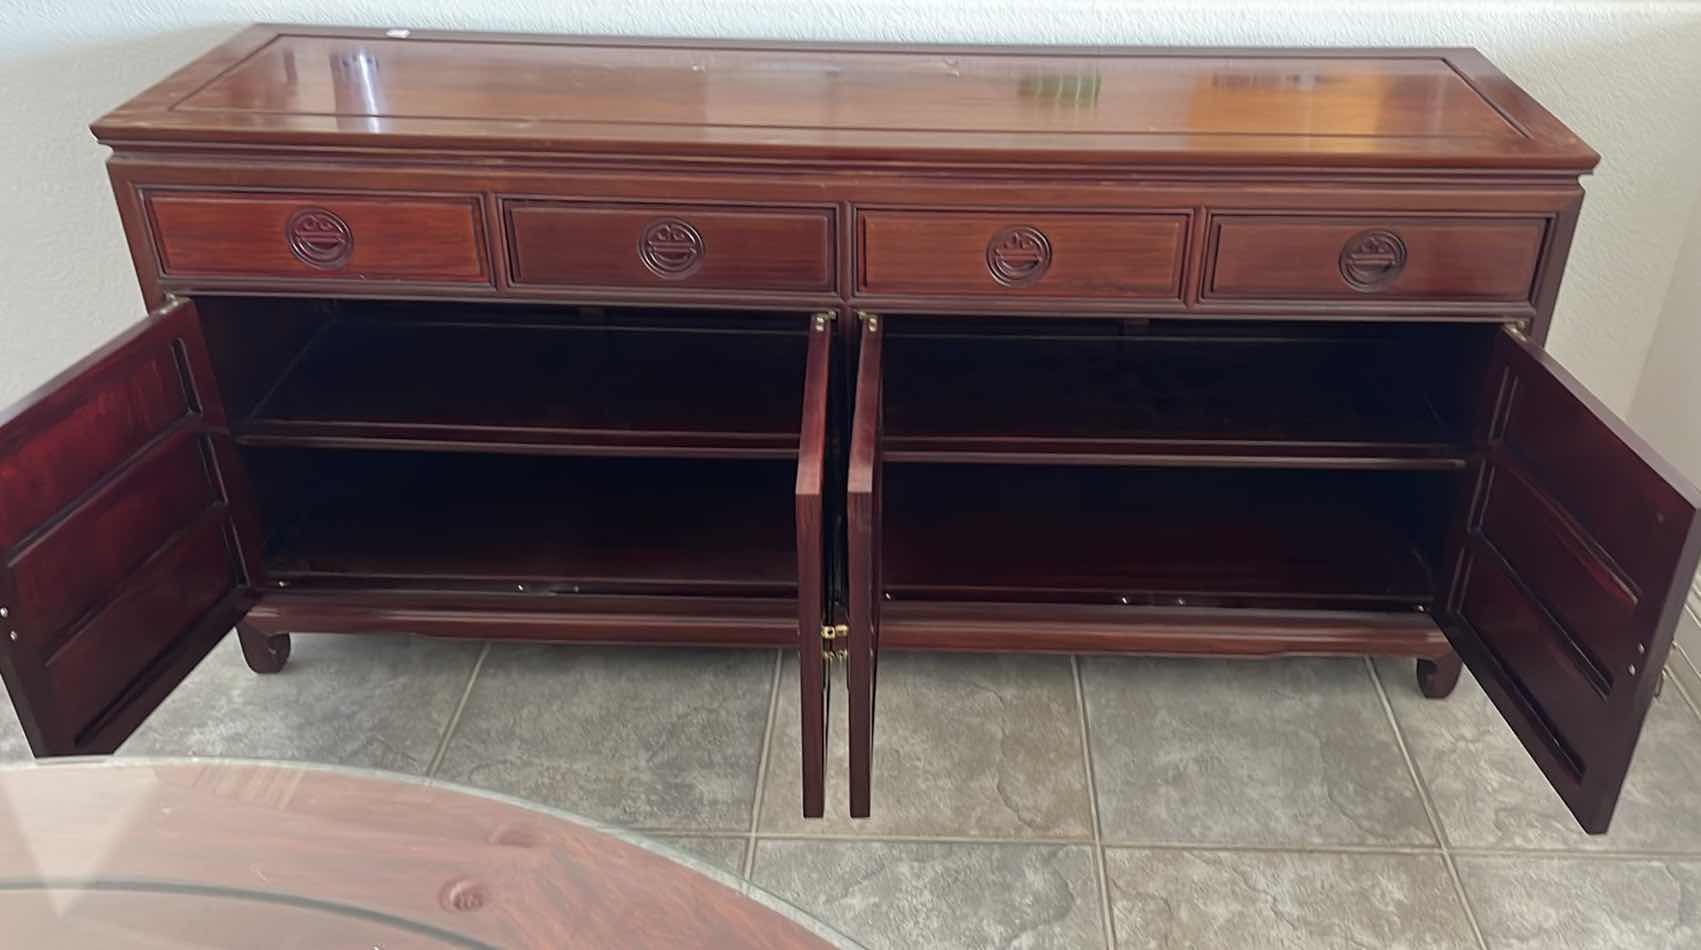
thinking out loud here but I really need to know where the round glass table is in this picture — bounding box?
[0,758,857,948]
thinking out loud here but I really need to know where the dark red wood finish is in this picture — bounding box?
[2,27,1692,831]
[880,603,1449,657]
[0,301,260,755]
[795,314,833,818]
[856,211,1187,299]
[0,761,838,948]
[235,621,291,673]
[93,28,1598,172]
[145,190,491,284]
[1204,214,1548,305]
[243,590,798,646]
[846,317,884,819]
[1441,329,1701,832]
[506,201,836,292]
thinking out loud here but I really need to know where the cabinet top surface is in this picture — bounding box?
[93,24,1597,172]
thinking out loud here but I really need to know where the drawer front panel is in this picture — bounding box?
[505,202,835,292]
[146,191,490,283]
[857,211,1188,299]
[1206,215,1547,303]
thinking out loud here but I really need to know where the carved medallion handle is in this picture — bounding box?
[285,208,353,270]
[639,217,705,278]
[1339,229,1407,291]
[986,225,1052,287]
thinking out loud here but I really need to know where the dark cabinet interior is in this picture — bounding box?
[246,449,802,596]
[881,318,1494,468]
[880,464,1450,610]
[194,301,1494,622]
[198,299,820,457]
[865,316,1495,618]
[189,298,826,601]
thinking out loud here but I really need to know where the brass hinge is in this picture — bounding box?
[811,311,835,331]
[1507,319,1532,343]
[855,310,880,333]
[821,623,849,662]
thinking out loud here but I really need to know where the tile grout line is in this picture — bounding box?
[1072,655,1118,950]
[743,649,784,880]
[1096,839,1443,856]
[740,830,1701,860]
[1365,657,1488,950]
[753,831,1106,846]
[426,641,490,778]
[1450,846,1701,862]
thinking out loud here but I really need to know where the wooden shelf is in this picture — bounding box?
[237,318,811,457]
[880,464,1440,608]
[252,450,799,595]
[882,326,1479,468]
[879,601,1449,656]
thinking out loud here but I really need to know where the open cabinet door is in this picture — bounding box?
[847,314,883,818]
[0,299,259,756]
[796,313,833,818]
[1442,328,1701,833]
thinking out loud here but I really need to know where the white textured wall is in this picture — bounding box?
[1630,190,1701,607]
[3,1,1700,416]
[1631,192,1701,488]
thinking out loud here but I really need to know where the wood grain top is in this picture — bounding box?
[93,25,1597,172]
[0,760,845,948]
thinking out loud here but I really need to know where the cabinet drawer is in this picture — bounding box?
[856,211,1188,299]
[1204,215,1548,305]
[504,201,835,292]
[144,191,490,284]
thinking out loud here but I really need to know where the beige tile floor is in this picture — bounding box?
[4,612,1701,949]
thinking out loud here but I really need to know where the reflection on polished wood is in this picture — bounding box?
[0,761,843,948]
[95,26,1597,168]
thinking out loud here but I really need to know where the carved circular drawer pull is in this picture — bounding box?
[285,208,353,270]
[986,225,1052,286]
[1339,228,1407,291]
[639,217,704,278]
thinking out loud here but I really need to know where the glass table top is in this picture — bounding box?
[0,757,859,948]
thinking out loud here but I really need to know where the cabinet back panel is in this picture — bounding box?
[196,298,820,458]
[880,464,1446,608]
[243,448,800,596]
[880,318,1494,469]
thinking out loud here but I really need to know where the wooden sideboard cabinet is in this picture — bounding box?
[2,26,1697,832]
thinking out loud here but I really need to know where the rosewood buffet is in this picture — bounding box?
[2,26,1696,833]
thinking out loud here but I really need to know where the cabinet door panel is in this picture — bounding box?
[846,316,884,819]
[1444,329,1701,833]
[11,434,220,651]
[795,314,832,818]
[46,513,237,736]
[0,300,256,755]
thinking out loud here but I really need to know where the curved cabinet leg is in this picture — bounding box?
[1416,652,1462,699]
[237,623,291,674]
